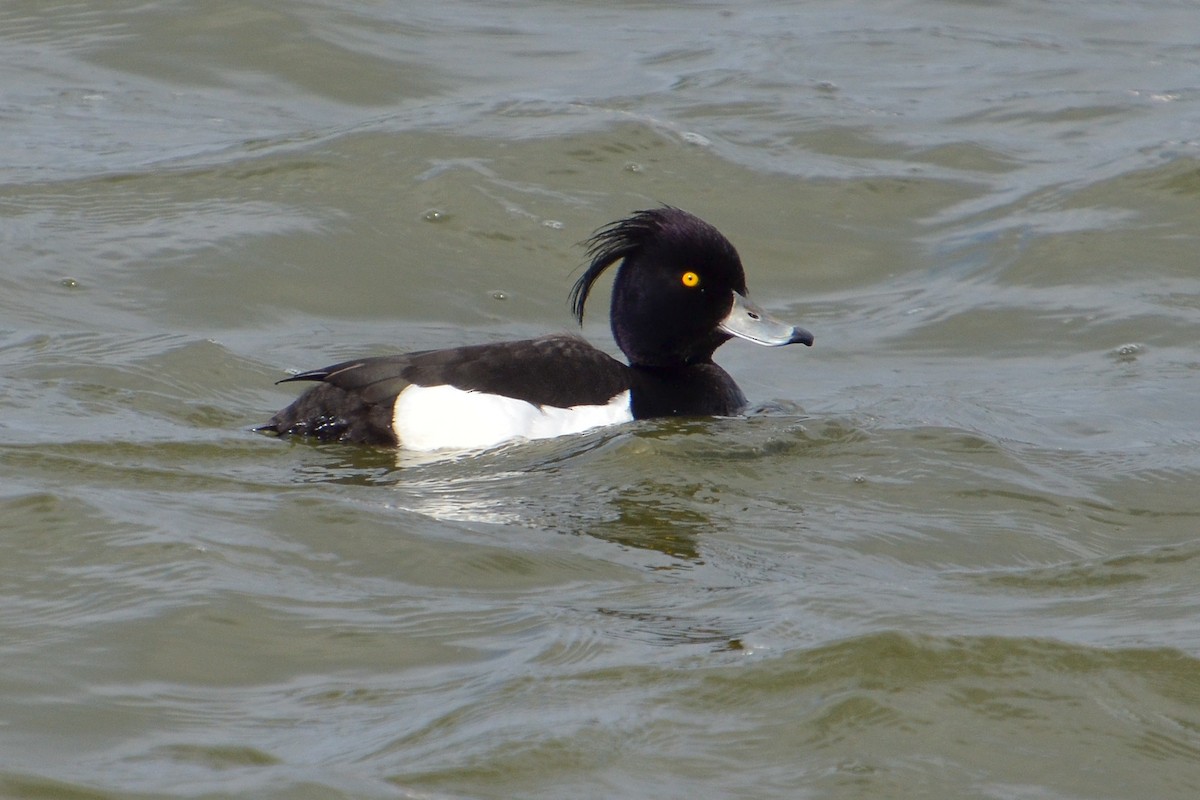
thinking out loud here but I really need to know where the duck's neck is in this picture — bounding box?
[627,362,747,419]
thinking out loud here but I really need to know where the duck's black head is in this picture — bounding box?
[570,207,813,368]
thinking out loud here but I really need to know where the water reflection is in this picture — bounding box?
[262,414,843,561]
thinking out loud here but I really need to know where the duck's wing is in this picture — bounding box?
[259,335,630,445]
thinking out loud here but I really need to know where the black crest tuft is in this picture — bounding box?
[570,206,731,324]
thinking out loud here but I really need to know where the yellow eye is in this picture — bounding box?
[681,271,700,288]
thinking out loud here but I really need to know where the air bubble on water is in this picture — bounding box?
[542,219,564,230]
[1111,343,1143,362]
[422,209,449,223]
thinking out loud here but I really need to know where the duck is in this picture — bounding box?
[258,207,813,450]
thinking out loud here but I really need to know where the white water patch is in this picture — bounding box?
[392,384,632,452]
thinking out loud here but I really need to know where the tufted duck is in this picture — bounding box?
[259,207,813,450]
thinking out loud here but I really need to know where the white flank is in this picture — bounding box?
[392,385,633,452]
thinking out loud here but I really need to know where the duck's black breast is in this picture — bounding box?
[628,362,748,419]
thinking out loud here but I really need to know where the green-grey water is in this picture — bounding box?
[3,1,1200,798]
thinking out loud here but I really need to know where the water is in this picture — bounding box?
[3,1,1200,798]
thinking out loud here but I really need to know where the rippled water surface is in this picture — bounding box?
[3,1,1200,798]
